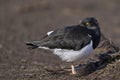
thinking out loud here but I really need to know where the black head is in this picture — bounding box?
[80,17,99,30]
[80,17,101,49]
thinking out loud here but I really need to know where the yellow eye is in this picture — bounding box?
[85,22,90,26]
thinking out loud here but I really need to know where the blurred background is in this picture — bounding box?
[0,0,120,80]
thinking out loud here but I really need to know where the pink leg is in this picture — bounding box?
[71,64,76,74]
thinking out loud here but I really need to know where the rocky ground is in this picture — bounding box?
[0,0,120,80]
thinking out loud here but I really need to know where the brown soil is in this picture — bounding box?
[0,0,120,80]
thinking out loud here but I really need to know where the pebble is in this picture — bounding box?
[0,44,3,48]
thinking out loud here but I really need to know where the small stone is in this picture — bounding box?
[21,59,27,63]
[21,65,25,69]
[0,44,3,48]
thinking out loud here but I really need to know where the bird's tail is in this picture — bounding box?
[25,41,40,49]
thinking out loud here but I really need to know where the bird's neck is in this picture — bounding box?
[90,28,101,49]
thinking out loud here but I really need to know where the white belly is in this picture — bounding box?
[53,41,93,62]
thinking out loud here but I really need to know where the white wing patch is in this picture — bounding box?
[88,34,92,38]
[47,31,54,35]
[53,40,93,62]
[38,46,49,49]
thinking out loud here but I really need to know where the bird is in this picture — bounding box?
[25,17,101,74]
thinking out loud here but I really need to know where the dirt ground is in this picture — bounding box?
[0,0,120,80]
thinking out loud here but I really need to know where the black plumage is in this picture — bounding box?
[26,17,101,51]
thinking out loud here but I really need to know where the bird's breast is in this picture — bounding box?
[53,40,93,62]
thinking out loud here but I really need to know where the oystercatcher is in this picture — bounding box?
[26,17,101,74]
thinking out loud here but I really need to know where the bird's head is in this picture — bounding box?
[80,17,99,30]
[80,17,101,37]
[80,17,101,49]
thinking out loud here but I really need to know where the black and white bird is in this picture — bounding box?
[26,17,101,74]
